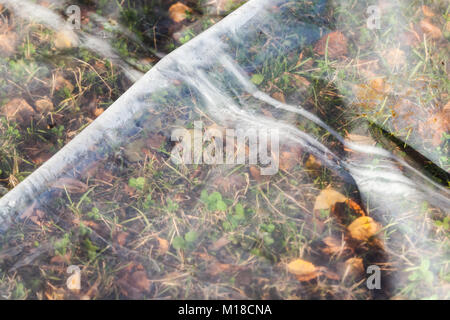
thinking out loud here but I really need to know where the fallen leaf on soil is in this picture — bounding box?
[322,236,352,256]
[279,146,302,171]
[35,98,54,114]
[287,258,319,281]
[420,108,449,146]
[216,173,246,194]
[0,32,17,57]
[169,2,192,23]
[344,257,364,276]
[384,48,406,68]
[290,73,311,88]
[421,5,435,17]
[348,216,381,241]
[207,262,234,277]
[314,31,348,58]
[93,107,104,117]
[117,262,151,298]
[304,154,322,171]
[209,235,231,251]
[54,74,74,92]
[157,237,169,255]
[45,283,65,300]
[313,187,348,212]
[52,178,88,194]
[249,166,262,182]
[146,133,166,149]
[115,231,129,246]
[272,92,286,103]
[1,98,35,125]
[54,30,78,49]
[420,19,442,39]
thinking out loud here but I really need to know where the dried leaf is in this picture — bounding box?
[272,92,286,103]
[0,32,17,57]
[52,178,88,194]
[115,231,129,246]
[93,107,104,117]
[287,258,319,281]
[314,31,348,58]
[117,262,151,298]
[420,19,442,39]
[421,5,435,17]
[209,235,231,251]
[169,2,192,23]
[1,98,35,125]
[249,166,262,182]
[344,257,364,275]
[157,237,169,255]
[305,154,322,171]
[35,98,54,114]
[54,30,78,49]
[313,187,347,211]
[348,216,381,241]
[322,236,351,256]
[384,48,406,68]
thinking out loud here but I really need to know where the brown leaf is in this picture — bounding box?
[209,235,230,251]
[54,74,74,92]
[169,2,192,23]
[1,98,35,125]
[272,92,285,103]
[348,216,381,241]
[322,236,352,256]
[146,134,166,150]
[35,98,54,114]
[314,31,348,58]
[249,166,262,182]
[117,263,151,298]
[52,178,88,194]
[216,173,246,194]
[0,32,17,57]
[420,19,442,39]
[115,231,129,246]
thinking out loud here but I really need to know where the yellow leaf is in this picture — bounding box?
[348,216,381,241]
[313,187,347,211]
[54,30,78,49]
[169,2,192,23]
[287,259,317,276]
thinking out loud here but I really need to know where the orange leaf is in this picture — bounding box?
[314,31,348,58]
[169,2,192,23]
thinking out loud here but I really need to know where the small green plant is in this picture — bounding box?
[128,177,146,191]
[200,190,227,212]
[172,230,198,250]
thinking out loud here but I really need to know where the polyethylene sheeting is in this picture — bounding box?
[0,0,448,299]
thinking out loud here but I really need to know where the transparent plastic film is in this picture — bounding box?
[0,0,448,300]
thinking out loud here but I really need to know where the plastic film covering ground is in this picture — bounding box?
[0,0,449,299]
